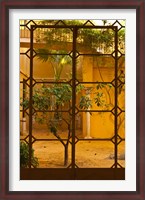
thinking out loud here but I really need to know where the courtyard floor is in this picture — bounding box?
[21,129,125,168]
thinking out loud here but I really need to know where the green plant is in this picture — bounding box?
[21,48,88,166]
[79,95,92,109]
[20,20,125,165]
[35,19,125,54]
[36,49,71,81]
[20,141,39,168]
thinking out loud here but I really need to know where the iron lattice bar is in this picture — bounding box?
[71,27,77,170]
[28,26,34,168]
[20,20,125,179]
[114,26,118,169]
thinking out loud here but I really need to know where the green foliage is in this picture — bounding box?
[20,97,29,109]
[21,19,125,166]
[78,28,114,48]
[20,141,39,168]
[35,49,71,81]
[33,91,51,110]
[96,83,105,90]
[20,83,86,134]
[50,84,72,106]
[35,49,50,62]
[79,96,92,109]
[94,83,113,109]
[49,118,60,134]
[35,20,125,54]
[94,92,104,107]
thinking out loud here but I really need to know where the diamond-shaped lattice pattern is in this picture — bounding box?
[112,20,124,31]
[75,51,80,58]
[25,20,37,30]
[75,79,80,86]
[54,20,67,26]
[111,135,122,145]
[111,78,124,88]
[22,107,36,116]
[68,79,79,86]
[111,50,122,59]
[31,107,36,115]
[20,21,125,172]
[111,162,123,168]
[25,49,37,59]
[83,20,95,27]
[24,109,29,117]
[25,77,36,87]
[67,136,78,145]
[69,107,79,115]
[24,135,36,144]
[111,79,115,87]
[68,51,73,58]
[75,136,79,144]
[111,106,122,116]
[68,50,80,58]
[68,79,73,86]
[117,79,124,88]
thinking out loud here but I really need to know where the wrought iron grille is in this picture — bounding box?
[20,20,125,180]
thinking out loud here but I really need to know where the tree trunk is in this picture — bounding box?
[64,144,68,166]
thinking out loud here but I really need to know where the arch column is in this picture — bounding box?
[84,87,92,139]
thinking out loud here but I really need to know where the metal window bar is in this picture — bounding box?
[20,20,125,179]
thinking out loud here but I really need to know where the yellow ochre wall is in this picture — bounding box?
[82,56,125,138]
[20,47,125,139]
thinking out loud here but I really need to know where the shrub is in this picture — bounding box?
[20,141,39,168]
